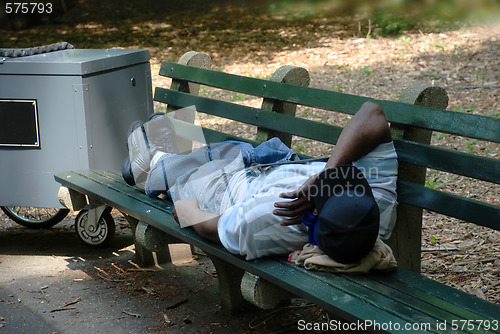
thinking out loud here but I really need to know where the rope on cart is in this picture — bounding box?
[0,42,75,58]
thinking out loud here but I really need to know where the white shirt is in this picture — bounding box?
[217,142,398,260]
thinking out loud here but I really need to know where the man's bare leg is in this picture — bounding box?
[173,198,221,243]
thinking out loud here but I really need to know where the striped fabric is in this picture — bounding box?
[217,142,398,260]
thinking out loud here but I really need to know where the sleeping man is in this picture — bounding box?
[123,101,398,264]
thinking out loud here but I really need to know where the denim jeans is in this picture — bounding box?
[145,137,298,198]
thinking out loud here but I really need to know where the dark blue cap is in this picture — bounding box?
[310,165,380,264]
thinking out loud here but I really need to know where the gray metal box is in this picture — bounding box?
[0,49,153,208]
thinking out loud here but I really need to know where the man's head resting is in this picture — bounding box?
[308,165,380,264]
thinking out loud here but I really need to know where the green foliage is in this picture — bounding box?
[361,66,372,76]
[454,105,476,113]
[371,15,411,36]
[357,0,500,37]
[298,107,317,117]
[428,38,446,51]
[427,71,441,79]
[332,83,343,93]
[476,67,487,85]
[425,173,445,189]
[451,45,465,61]
[231,92,246,102]
[294,140,310,155]
[336,64,351,74]
[432,132,447,141]
[466,139,478,154]
[485,110,500,118]
[399,35,411,44]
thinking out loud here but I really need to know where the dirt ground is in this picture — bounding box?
[0,0,499,331]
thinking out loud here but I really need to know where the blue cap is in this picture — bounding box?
[309,165,380,264]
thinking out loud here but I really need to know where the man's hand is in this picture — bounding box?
[273,173,318,226]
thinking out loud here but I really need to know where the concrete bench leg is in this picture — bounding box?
[208,255,252,314]
[241,272,293,310]
[123,215,176,266]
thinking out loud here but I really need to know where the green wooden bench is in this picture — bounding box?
[55,51,500,333]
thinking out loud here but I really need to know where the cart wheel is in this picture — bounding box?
[75,209,115,247]
[1,206,69,229]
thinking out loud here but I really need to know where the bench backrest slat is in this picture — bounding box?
[394,140,498,184]
[398,181,500,230]
[167,116,259,146]
[155,87,344,144]
[161,62,500,142]
[168,117,314,160]
[156,88,499,184]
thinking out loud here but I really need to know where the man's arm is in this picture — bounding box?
[274,101,391,225]
[173,198,221,243]
[323,101,392,167]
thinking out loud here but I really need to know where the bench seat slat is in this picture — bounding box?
[54,169,500,333]
[156,89,499,184]
[398,181,500,230]
[338,276,499,334]
[256,261,446,333]
[287,263,500,333]
[160,62,500,142]
[368,271,500,323]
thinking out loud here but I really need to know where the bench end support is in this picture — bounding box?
[257,65,310,146]
[389,84,449,273]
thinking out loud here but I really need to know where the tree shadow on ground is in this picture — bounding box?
[1,0,367,63]
[1,0,498,66]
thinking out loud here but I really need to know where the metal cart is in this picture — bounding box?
[0,47,153,245]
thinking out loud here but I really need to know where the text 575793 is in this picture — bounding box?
[5,3,53,14]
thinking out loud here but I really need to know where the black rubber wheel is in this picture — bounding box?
[74,209,115,247]
[1,206,69,229]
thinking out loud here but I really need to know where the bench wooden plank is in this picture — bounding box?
[160,62,500,142]
[394,140,498,184]
[154,87,344,144]
[55,171,239,261]
[256,261,446,333]
[290,266,500,333]
[157,89,499,184]
[398,181,500,230]
[339,277,499,334]
[54,169,500,333]
[368,271,500,322]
